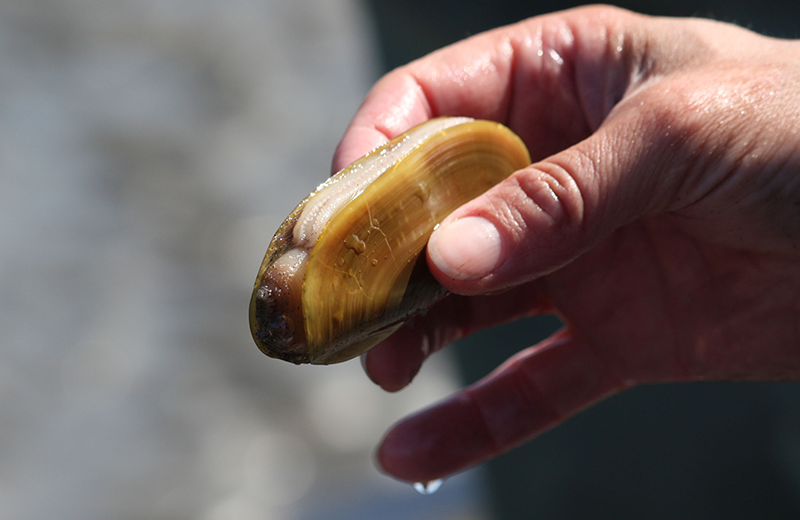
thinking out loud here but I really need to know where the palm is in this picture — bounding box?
[544,217,800,385]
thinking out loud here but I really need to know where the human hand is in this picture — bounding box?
[332,6,800,483]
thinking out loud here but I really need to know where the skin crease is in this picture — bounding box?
[331,6,800,483]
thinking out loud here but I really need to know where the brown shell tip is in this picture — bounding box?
[251,283,309,364]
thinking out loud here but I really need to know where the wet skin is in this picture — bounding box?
[333,6,800,482]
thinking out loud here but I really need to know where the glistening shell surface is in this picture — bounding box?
[250,118,531,364]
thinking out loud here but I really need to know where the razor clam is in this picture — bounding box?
[250,117,530,365]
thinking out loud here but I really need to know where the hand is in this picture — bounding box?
[332,6,800,483]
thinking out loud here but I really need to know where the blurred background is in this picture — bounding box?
[1,0,799,519]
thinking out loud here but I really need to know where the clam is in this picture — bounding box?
[250,117,530,364]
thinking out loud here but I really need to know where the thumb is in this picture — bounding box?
[427,107,683,294]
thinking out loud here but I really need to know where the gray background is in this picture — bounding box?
[0,1,487,518]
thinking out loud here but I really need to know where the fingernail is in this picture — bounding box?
[428,216,503,280]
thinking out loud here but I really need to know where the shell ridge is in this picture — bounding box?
[253,117,531,364]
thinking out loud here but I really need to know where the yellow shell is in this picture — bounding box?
[250,118,530,364]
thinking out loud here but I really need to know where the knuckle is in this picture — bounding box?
[509,151,591,238]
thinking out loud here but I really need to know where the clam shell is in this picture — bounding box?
[250,118,530,364]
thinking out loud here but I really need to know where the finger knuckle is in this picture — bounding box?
[511,151,591,238]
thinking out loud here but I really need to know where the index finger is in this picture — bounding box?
[330,5,632,172]
[330,33,514,171]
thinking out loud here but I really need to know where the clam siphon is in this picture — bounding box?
[249,117,531,364]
